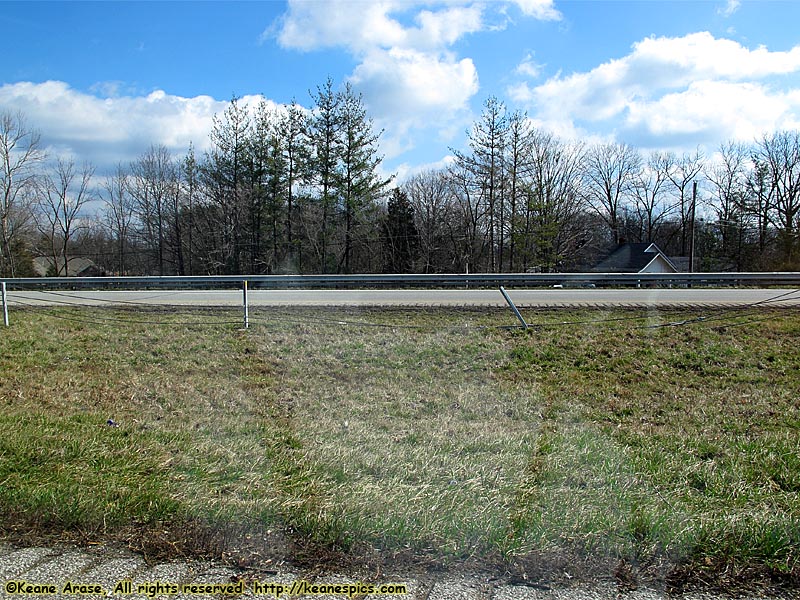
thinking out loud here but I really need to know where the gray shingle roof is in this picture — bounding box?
[590,243,677,273]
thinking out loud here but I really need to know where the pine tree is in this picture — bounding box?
[307,77,341,273]
[451,96,507,272]
[202,95,251,273]
[277,100,310,270]
[337,82,391,273]
[383,187,419,273]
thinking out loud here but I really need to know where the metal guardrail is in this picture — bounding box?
[1,272,800,289]
[2,273,799,329]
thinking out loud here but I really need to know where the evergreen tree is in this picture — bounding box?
[451,97,508,272]
[249,99,287,273]
[277,100,310,271]
[383,188,419,273]
[181,144,198,275]
[201,95,251,273]
[307,77,342,273]
[337,82,391,273]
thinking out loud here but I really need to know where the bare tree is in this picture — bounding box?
[129,145,180,275]
[705,142,749,268]
[522,131,585,271]
[35,159,95,276]
[0,111,45,276]
[745,154,775,259]
[504,111,535,271]
[666,149,705,256]
[404,169,453,273]
[632,151,673,243]
[447,161,488,273]
[755,131,800,265]
[102,164,134,274]
[582,143,642,245]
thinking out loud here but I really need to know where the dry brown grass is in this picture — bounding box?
[1,304,798,590]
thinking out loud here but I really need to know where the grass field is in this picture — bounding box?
[0,304,798,589]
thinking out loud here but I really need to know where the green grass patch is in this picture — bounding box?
[0,412,182,530]
[0,304,798,587]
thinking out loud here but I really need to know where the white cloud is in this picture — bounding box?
[515,52,542,78]
[0,81,273,172]
[349,47,478,162]
[351,48,478,121]
[392,154,457,184]
[513,0,561,20]
[718,0,740,17]
[507,81,535,104]
[276,0,407,52]
[514,32,800,151]
[275,0,486,54]
[626,80,800,142]
[272,1,555,156]
[273,0,486,156]
[411,5,484,48]
[631,32,800,81]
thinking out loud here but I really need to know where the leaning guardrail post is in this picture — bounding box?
[499,286,528,330]
[242,280,250,329]
[1,282,8,327]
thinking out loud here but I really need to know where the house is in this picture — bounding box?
[33,256,106,277]
[589,243,679,274]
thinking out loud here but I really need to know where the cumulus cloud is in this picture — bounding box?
[513,0,561,21]
[272,0,554,157]
[628,81,793,138]
[513,32,800,151]
[351,47,478,121]
[275,0,485,54]
[274,0,484,118]
[0,81,274,173]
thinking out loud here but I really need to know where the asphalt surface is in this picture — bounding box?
[6,288,800,308]
[0,543,795,600]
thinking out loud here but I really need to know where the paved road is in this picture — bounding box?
[0,543,793,600]
[6,288,800,308]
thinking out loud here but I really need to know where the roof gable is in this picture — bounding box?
[33,256,101,277]
[590,243,678,273]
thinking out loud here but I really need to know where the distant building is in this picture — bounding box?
[589,243,679,274]
[33,256,106,277]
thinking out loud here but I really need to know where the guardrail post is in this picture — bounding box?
[499,286,528,330]
[1,282,8,327]
[242,280,250,329]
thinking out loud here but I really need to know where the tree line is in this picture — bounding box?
[1,88,799,278]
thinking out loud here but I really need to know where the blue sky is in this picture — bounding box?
[2,0,800,181]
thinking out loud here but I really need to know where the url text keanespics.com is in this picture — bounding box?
[4,578,409,598]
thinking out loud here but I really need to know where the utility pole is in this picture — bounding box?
[689,181,697,273]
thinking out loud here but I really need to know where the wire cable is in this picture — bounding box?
[33,288,187,306]
[9,298,242,327]
[6,287,799,333]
